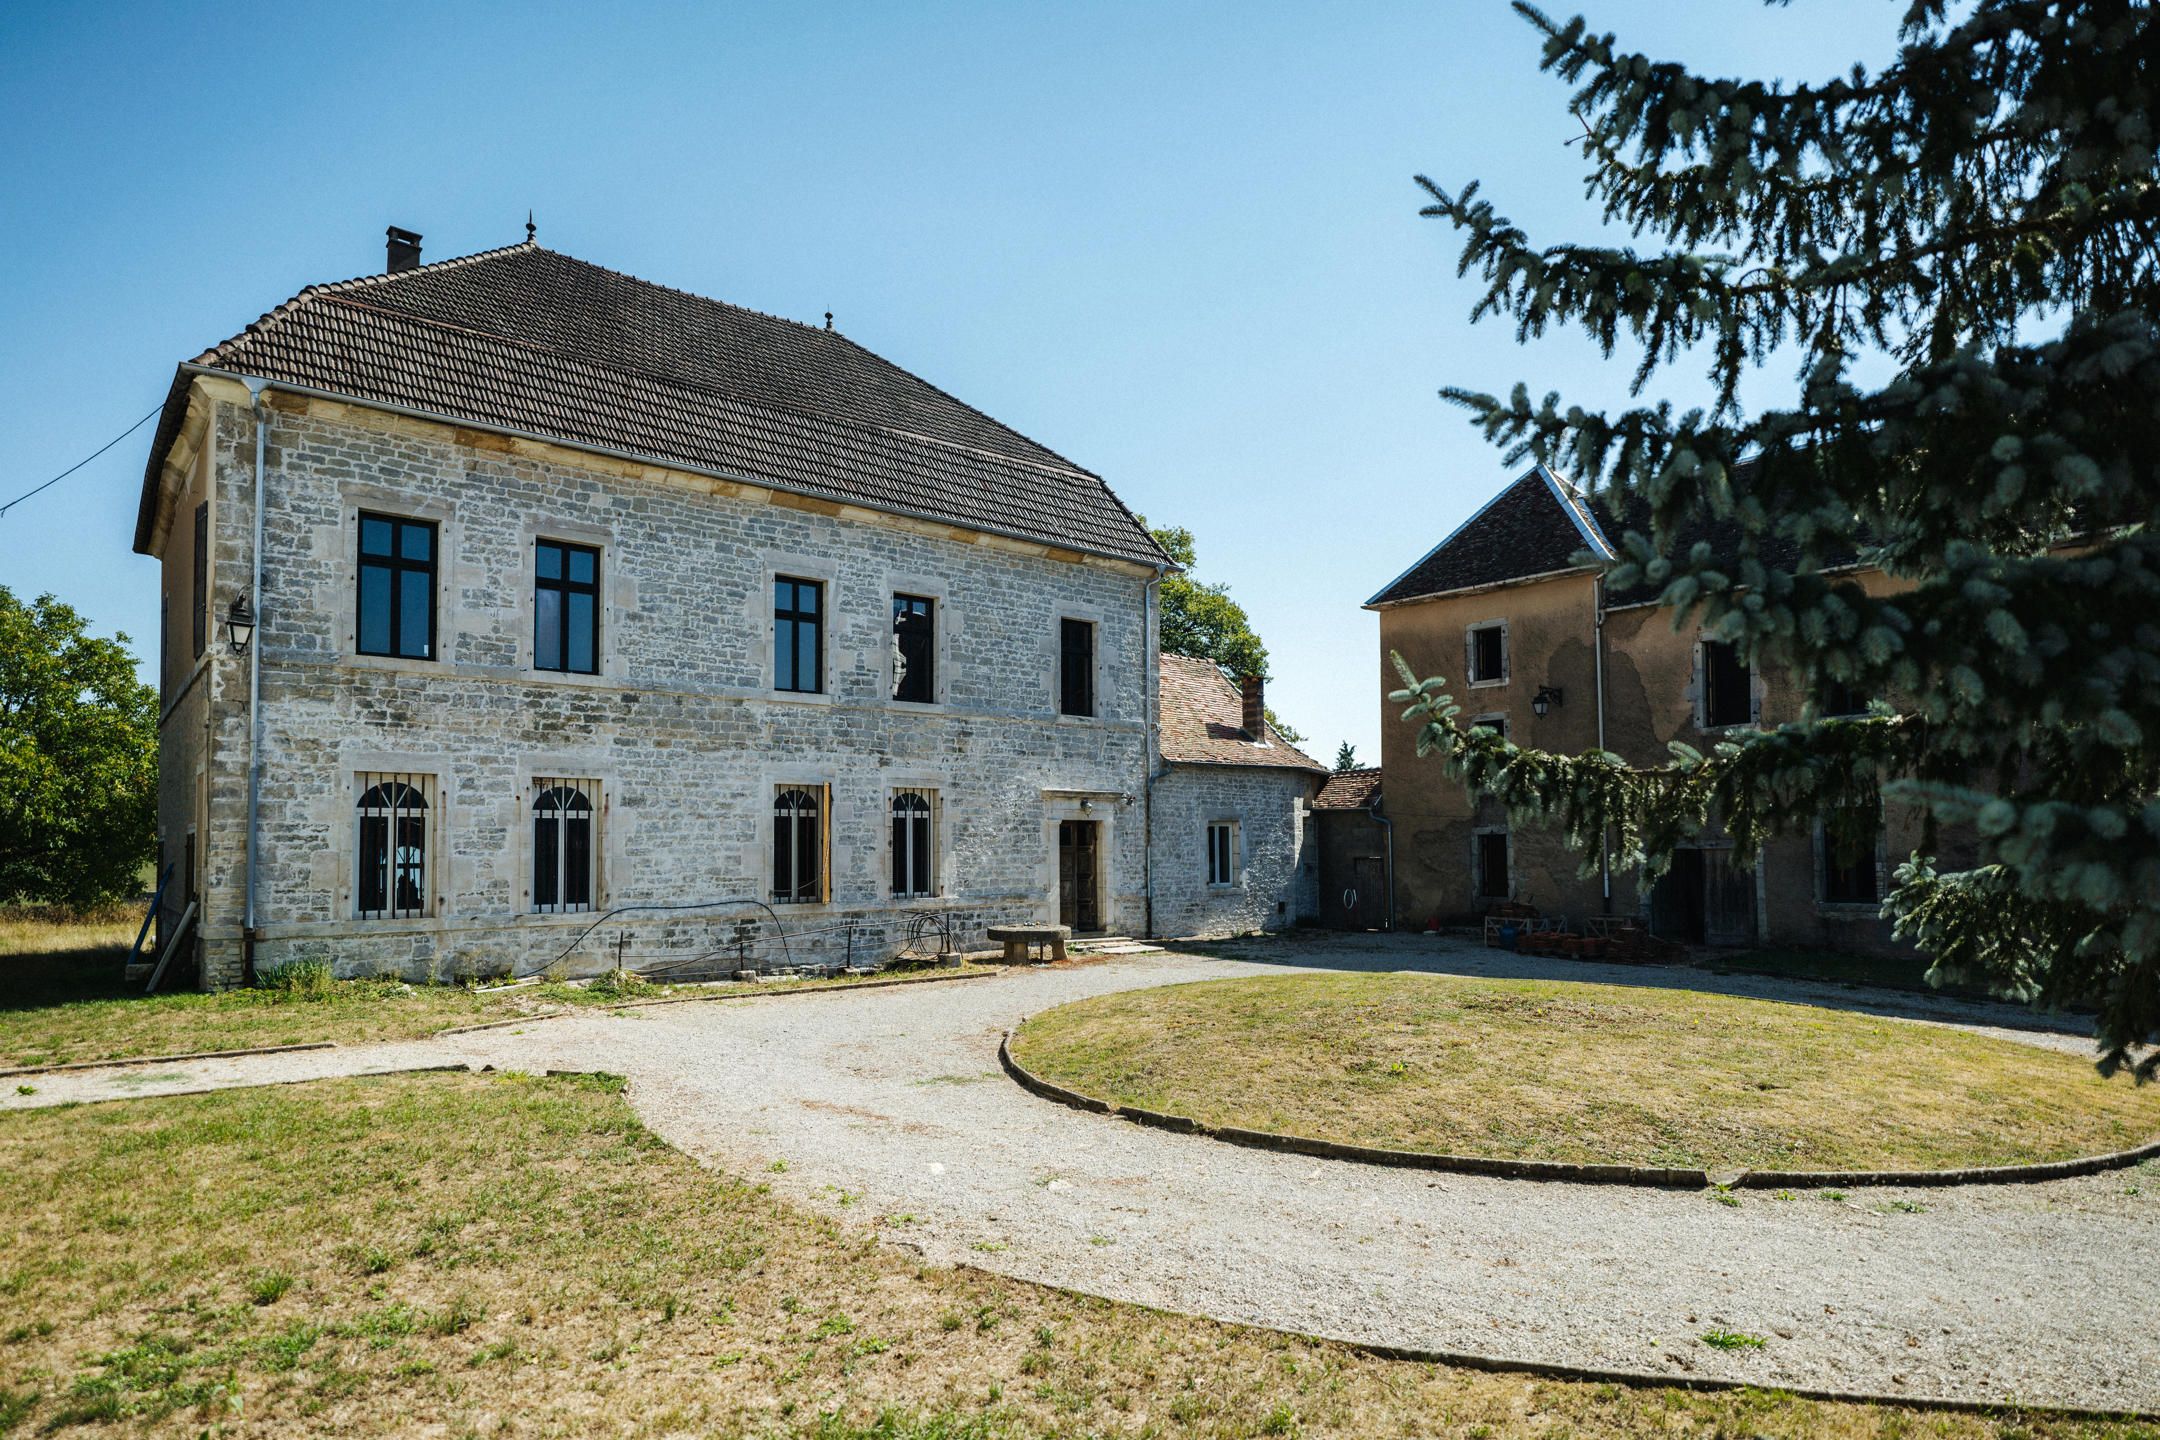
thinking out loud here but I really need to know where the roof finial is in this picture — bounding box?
[525,211,536,244]
[824,311,833,331]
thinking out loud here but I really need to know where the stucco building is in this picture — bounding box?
[1367,464,1916,952]
[136,229,1177,988]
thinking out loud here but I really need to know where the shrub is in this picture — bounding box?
[253,959,335,999]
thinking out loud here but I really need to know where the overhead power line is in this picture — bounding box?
[0,402,165,519]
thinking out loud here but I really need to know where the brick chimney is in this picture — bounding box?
[386,226,423,274]
[1240,674,1266,741]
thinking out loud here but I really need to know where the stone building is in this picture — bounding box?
[135,229,1172,989]
[1367,463,1921,952]
[1146,654,1324,937]
[1310,767,1390,931]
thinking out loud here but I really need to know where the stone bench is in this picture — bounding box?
[987,924,1070,964]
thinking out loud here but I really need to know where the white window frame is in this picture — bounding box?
[1205,819,1239,888]
[1465,621,1509,688]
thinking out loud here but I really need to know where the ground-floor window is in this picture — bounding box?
[356,773,433,919]
[1818,803,1883,905]
[890,788,935,897]
[1206,821,1237,886]
[1474,829,1510,901]
[532,778,598,913]
[774,784,828,904]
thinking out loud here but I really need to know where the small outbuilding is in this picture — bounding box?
[1311,768,1391,931]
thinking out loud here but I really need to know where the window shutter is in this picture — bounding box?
[818,782,833,905]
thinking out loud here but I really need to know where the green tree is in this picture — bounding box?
[1393,3,2160,1074]
[0,588,157,907]
[1146,519,1306,744]
[1334,742,1360,772]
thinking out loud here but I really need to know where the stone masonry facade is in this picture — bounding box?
[1146,764,1319,939]
[162,390,1156,988]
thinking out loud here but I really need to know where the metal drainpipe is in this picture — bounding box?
[1141,574,1162,938]
[1594,572,1612,915]
[1368,792,1395,931]
[243,380,269,977]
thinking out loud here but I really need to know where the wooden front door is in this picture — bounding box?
[1058,820,1100,932]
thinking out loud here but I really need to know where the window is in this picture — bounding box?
[1059,618,1095,717]
[892,595,935,703]
[356,774,431,919]
[1701,640,1754,728]
[891,788,935,897]
[535,540,599,674]
[773,785,828,904]
[1206,821,1237,886]
[1470,715,1508,741]
[1820,677,1866,717]
[190,502,208,659]
[1820,802,1883,905]
[357,513,438,659]
[1468,623,1507,685]
[1474,830,1511,900]
[532,780,597,913]
[774,578,823,694]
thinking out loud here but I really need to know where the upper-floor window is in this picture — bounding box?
[190,502,208,659]
[1700,640,1754,728]
[1470,714,1508,741]
[774,578,823,694]
[356,773,431,919]
[773,784,827,904]
[532,780,597,913]
[1467,623,1507,685]
[1820,677,1866,717]
[891,788,935,897]
[1206,821,1237,887]
[893,595,935,703]
[535,540,599,674]
[358,513,438,660]
[1059,618,1095,717]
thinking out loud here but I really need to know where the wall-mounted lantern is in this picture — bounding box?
[1531,684,1564,719]
[225,595,256,655]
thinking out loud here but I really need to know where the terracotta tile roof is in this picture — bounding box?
[1312,767,1381,810]
[137,241,1167,568]
[1156,652,1325,772]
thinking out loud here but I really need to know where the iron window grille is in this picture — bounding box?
[532,779,598,913]
[357,513,438,660]
[1059,618,1095,717]
[773,785,828,904]
[774,577,824,694]
[1206,821,1236,886]
[356,773,432,919]
[892,595,935,703]
[535,540,600,674]
[891,788,935,897]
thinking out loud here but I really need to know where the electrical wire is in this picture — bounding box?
[0,402,164,518]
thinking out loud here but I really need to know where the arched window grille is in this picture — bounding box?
[891,789,935,897]
[773,786,826,904]
[532,780,597,913]
[356,775,431,919]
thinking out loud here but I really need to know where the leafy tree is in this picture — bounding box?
[1146,518,1308,744]
[0,588,157,907]
[1392,2,2160,1074]
[1334,742,1361,772]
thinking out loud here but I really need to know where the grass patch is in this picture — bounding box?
[0,916,997,1069]
[1702,946,1991,998]
[1009,972,2160,1172]
[0,1070,2138,1439]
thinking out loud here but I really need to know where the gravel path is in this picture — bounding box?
[8,940,2154,1412]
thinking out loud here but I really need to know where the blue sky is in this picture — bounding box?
[0,1,1907,760]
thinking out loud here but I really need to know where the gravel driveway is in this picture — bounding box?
[10,938,2154,1412]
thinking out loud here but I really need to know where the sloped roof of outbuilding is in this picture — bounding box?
[1312,767,1381,810]
[1157,653,1326,773]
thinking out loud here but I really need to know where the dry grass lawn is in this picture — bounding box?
[2,1070,2149,1439]
[0,912,995,1070]
[1009,972,2160,1173]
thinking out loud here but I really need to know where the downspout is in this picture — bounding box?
[1367,790,1395,931]
[1142,573,1162,938]
[1594,572,1611,915]
[243,380,270,978]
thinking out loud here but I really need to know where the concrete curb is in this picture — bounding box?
[0,1041,336,1080]
[952,1262,2155,1422]
[3,1061,478,1109]
[998,1030,2160,1191]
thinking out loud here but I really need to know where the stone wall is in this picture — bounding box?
[1147,763,1319,938]
[165,394,1155,985]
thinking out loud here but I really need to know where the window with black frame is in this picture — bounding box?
[773,786,824,903]
[1820,801,1883,904]
[356,775,430,919]
[1059,617,1094,717]
[1701,640,1754,727]
[357,513,438,659]
[532,780,596,913]
[891,789,934,897]
[892,595,935,703]
[774,577,823,693]
[1206,821,1235,886]
[535,540,600,673]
